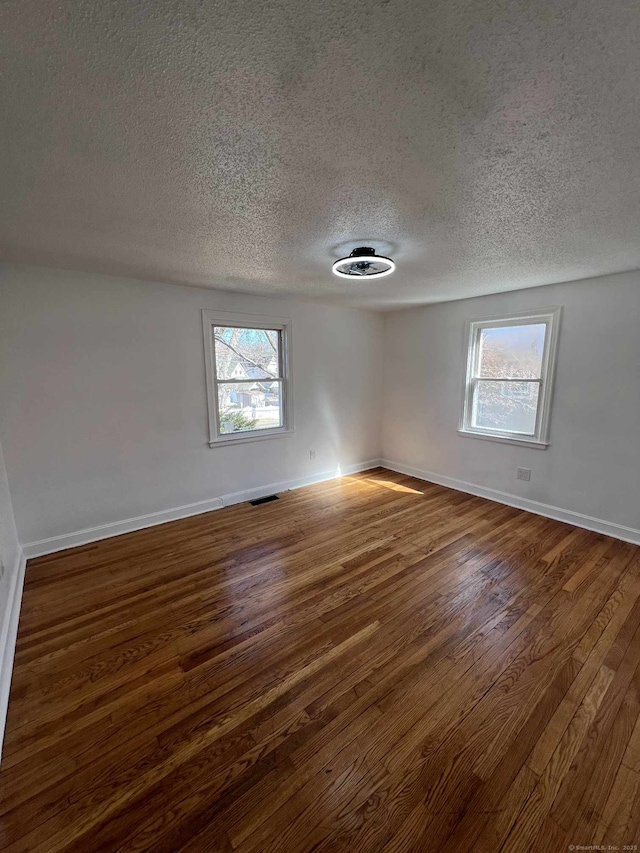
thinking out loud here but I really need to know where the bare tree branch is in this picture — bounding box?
[213,334,279,379]
[266,331,278,355]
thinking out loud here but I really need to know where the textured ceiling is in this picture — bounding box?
[1,0,640,308]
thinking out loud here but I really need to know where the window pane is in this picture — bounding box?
[473,380,539,435]
[214,327,280,381]
[478,324,546,379]
[217,381,282,434]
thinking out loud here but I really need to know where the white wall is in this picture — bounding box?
[382,270,640,538]
[2,261,639,552]
[0,434,24,753]
[0,439,20,579]
[0,263,383,547]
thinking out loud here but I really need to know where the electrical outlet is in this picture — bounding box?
[309,450,316,460]
[516,467,531,482]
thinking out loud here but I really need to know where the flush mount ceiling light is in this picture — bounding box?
[331,246,396,279]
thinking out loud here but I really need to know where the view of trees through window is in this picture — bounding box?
[213,327,283,434]
[472,323,546,435]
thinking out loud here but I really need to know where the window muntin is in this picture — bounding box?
[460,310,560,447]
[203,312,292,445]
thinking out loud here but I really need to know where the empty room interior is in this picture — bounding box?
[1,1,640,851]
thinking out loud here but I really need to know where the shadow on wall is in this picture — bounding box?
[316,386,342,466]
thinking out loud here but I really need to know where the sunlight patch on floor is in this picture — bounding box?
[366,477,424,495]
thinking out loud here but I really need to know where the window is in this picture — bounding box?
[459,308,561,448]
[202,310,293,446]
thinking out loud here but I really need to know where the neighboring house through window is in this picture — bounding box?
[202,310,293,446]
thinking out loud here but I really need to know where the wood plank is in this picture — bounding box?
[1,467,639,852]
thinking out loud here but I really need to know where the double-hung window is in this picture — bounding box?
[202,310,293,446]
[460,308,561,448]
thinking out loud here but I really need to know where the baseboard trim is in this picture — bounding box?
[219,459,382,508]
[22,496,226,559]
[0,549,26,759]
[381,459,640,546]
[22,459,382,559]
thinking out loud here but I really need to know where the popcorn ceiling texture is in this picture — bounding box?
[1,0,639,308]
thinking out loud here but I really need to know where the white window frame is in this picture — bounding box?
[458,307,561,450]
[202,310,294,447]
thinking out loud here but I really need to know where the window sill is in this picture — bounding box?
[208,428,294,448]
[457,429,549,450]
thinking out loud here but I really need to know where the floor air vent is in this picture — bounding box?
[249,494,279,506]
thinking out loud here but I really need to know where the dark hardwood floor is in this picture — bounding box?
[1,467,639,852]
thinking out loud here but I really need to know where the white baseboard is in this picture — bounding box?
[22,459,382,559]
[0,549,26,759]
[219,459,381,508]
[381,459,640,546]
[22,496,226,559]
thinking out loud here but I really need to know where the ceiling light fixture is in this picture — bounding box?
[332,246,396,279]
